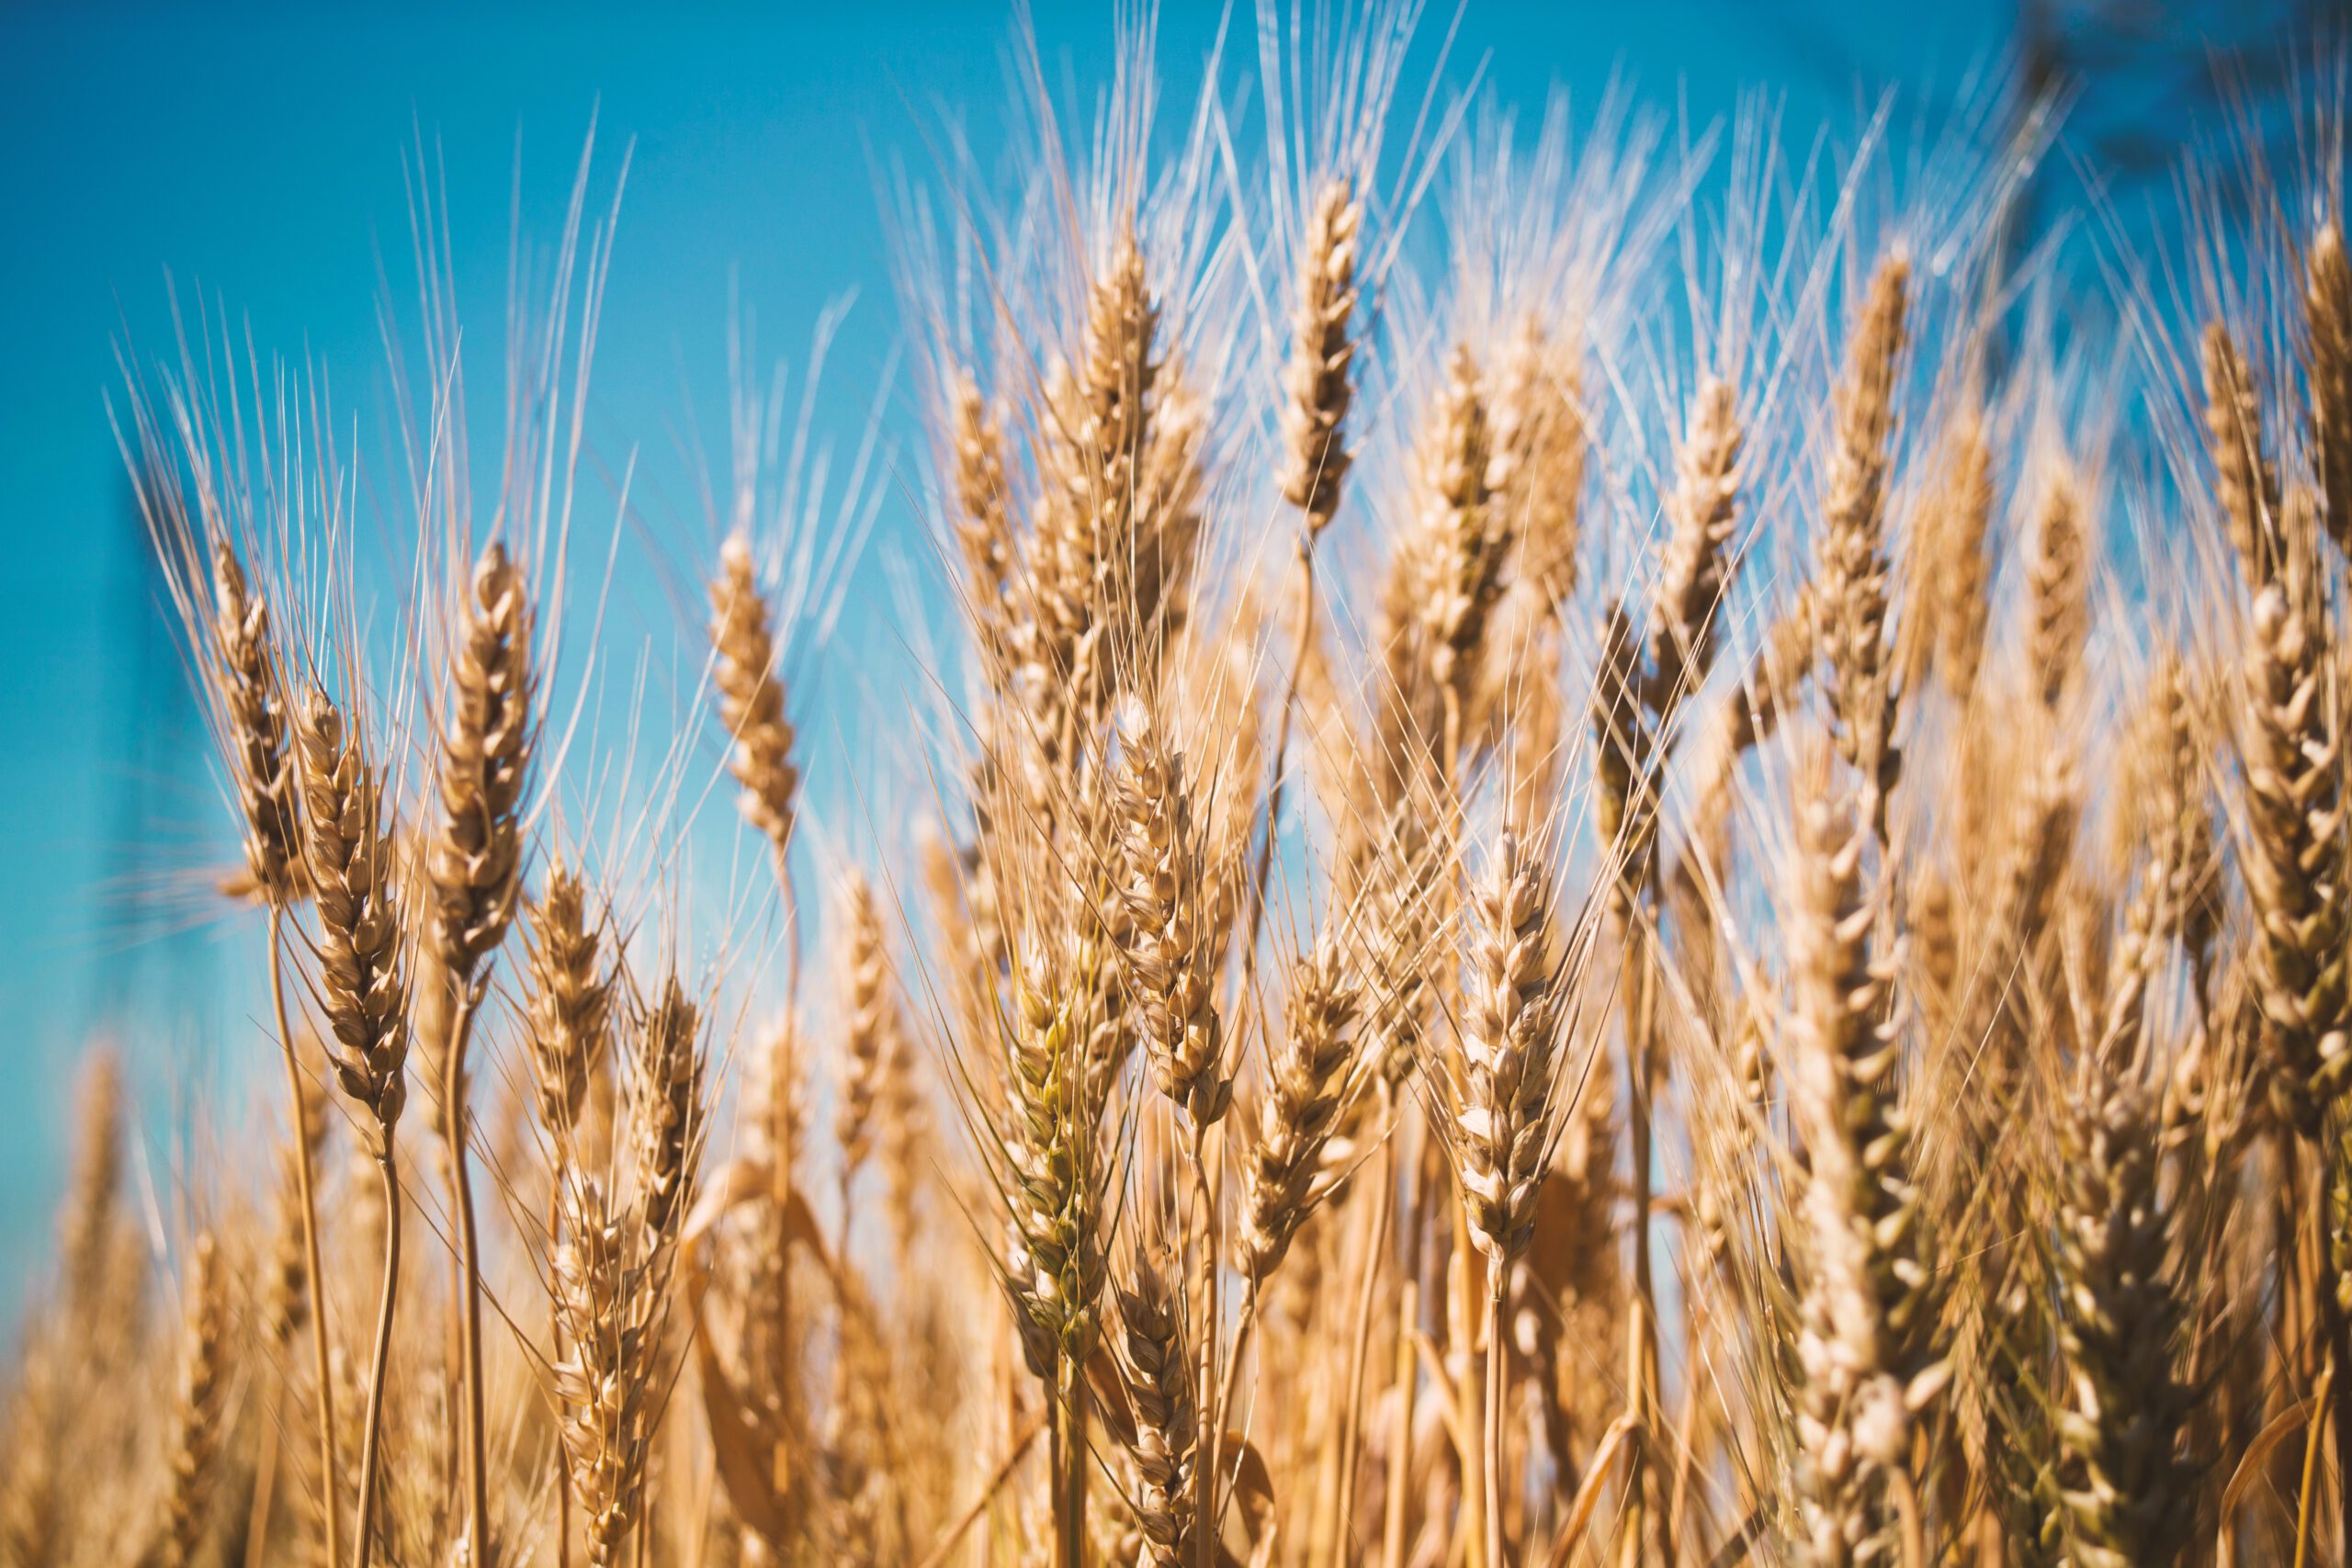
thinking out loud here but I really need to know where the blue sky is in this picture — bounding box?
[0,0,2026,1300]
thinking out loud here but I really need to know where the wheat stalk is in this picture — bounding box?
[296,682,411,1568]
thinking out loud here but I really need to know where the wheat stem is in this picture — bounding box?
[1379,1278,1418,1568]
[438,984,492,1562]
[1329,1129,1395,1568]
[1485,1280,1508,1568]
[352,1150,402,1568]
[268,906,343,1568]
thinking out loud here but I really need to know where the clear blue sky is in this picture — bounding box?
[0,0,2029,1300]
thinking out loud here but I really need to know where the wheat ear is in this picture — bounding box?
[2308,222,2352,552]
[2051,1077,2194,1566]
[1787,760,1939,1568]
[426,538,535,1566]
[710,531,803,876]
[2202,321,2279,580]
[2241,554,2350,1133]
[835,868,898,1212]
[1114,699,1232,1129]
[154,1234,226,1568]
[1817,254,1909,841]
[1281,176,1361,535]
[1114,1257,1200,1568]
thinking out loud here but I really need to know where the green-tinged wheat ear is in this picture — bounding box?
[1002,944,1108,1377]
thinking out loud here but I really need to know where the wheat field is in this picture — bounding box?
[7,6,2350,1566]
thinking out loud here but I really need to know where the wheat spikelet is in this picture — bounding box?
[878,1019,928,1269]
[2202,321,2279,579]
[1238,934,1364,1287]
[1076,235,1159,558]
[1817,255,1909,839]
[710,532,802,868]
[1727,584,1819,757]
[154,1235,225,1568]
[1281,177,1361,534]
